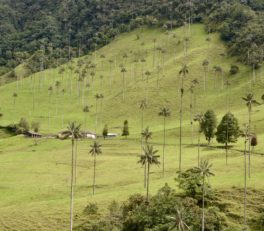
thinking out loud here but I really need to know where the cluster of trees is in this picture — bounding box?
[75,162,262,231]
[1,0,263,76]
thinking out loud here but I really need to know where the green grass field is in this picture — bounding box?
[0,24,264,230]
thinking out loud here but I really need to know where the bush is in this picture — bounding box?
[31,121,40,133]
[229,65,239,75]
[83,203,98,215]
[15,118,29,134]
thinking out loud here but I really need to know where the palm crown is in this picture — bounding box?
[195,160,215,178]
[66,122,82,140]
[138,145,160,166]
[242,93,260,111]
[141,127,152,143]
[158,107,171,117]
[90,141,102,156]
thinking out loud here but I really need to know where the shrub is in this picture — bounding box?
[15,118,29,134]
[229,65,239,75]
[83,203,98,215]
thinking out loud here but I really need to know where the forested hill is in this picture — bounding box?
[0,0,263,77]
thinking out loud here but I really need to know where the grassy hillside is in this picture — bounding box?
[0,24,264,230]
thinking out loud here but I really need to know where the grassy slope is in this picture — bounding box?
[0,24,264,230]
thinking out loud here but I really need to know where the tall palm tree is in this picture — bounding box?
[189,79,199,144]
[224,80,231,112]
[83,106,89,130]
[141,127,152,188]
[65,122,82,231]
[242,93,260,178]
[139,99,147,134]
[241,125,249,226]
[140,58,146,80]
[194,113,204,167]
[121,67,127,101]
[158,107,171,177]
[139,99,147,183]
[145,71,151,102]
[202,60,209,91]
[48,86,53,129]
[213,66,223,90]
[138,145,160,202]
[89,141,102,195]
[95,94,101,133]
[179,64,189,172]
[195,160,215,231]
[55,81,61,116]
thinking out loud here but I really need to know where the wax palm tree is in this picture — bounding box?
[145,71,151,102]
[61,89,66,128]
[141,127,152,188]
[194,160,215,231]
[158,107,171,177]
[121,67,127,101]
[95,94,101,133]
[89,141,102,195]
[241,125,249,226]
[64,122,82,231]
[83,106,89,130]
[140,58,146,80]
[138,145,160,202]
[48,86,53,129]
[178,64,189,172]
[224,80,231,112]
[213,66,223,90]
[242,93,260,177]
[55,81,61,116]
[194,113,204,166]
[202,60,209,91]
[99,94,104,130]
[167,208,190,231]
[189,79,199,144]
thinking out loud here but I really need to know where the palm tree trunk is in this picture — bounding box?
[225,141,228,165]
[204,69,206,91]
[74,140,78,185]
[93,154,96,195]
[122,73,125,101]
[95,100,98,133]
[162,117,166,177]
[244,138,247,226]
[179,88,183,172]
[146,162,150,202]
[70,139,75,231]
[198,133,200,167]
[190,93,193,145]
[202,176,205,231]
[248,109,251,178]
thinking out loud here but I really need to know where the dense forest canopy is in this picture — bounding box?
[0,0,263,75]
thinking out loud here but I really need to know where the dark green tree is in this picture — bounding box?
[83,105,89,130]
[122,120,129,139]
[216,113,240,165]
[201,110,217,144]
[102,124,108,139]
